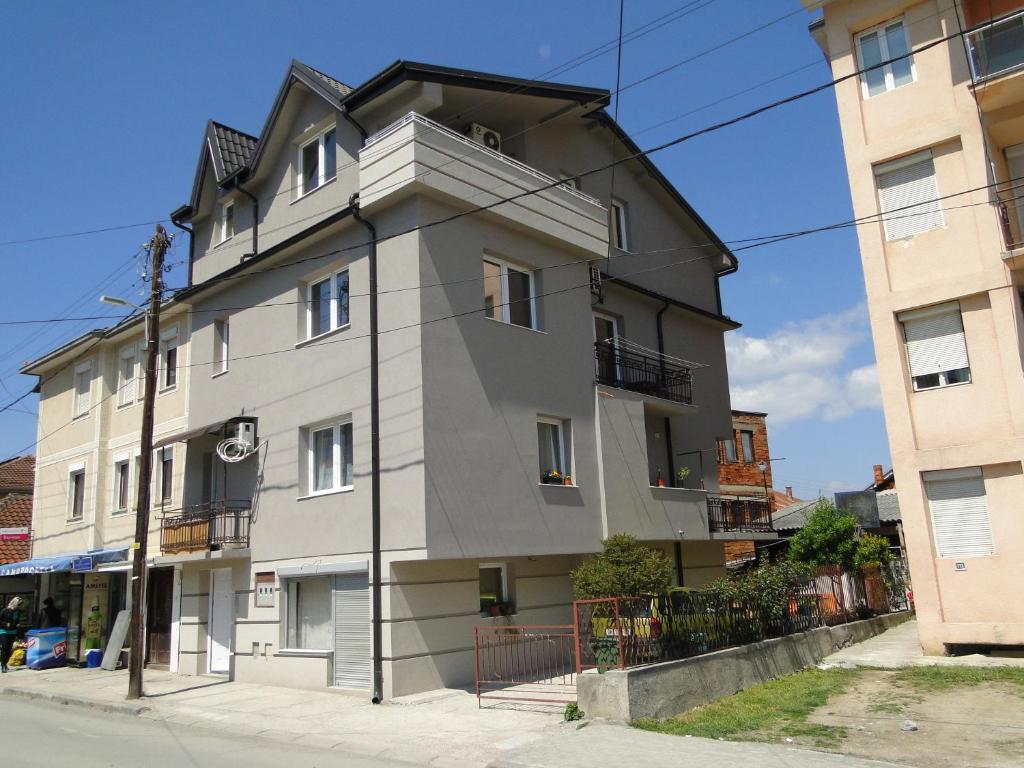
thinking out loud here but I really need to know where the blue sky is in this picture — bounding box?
[0,0,889,498]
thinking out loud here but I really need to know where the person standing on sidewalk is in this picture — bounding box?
[0,597,23,672]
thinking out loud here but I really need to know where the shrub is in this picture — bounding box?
[564,702,584,721]
[853,533,892,568]
[787,500,859,569]
[570,534,673,599]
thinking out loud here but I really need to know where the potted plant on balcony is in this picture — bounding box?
[676,466,691,488]
[655,468,666,488]
[542,469,563,485]
[563,474,573,486]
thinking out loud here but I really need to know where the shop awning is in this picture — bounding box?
[0,547,129,576]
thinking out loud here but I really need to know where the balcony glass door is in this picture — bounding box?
[1006,144,1024,246]
[593,312,620,384]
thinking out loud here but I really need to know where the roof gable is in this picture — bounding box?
[185,120,258,214]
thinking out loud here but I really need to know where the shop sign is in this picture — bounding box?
[71,556,94,573]
[0,527,29,541]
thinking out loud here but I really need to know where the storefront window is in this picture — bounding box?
[285,577,331,650]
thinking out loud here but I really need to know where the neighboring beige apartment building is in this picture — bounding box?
[18,59,772,697]
[808,0,1024,653]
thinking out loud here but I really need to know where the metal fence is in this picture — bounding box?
[160,499,252,554]
[594,341,693,404]
[473,625,578,706]
[707,496,774,533]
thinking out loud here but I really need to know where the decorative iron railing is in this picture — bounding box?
[594,341,693,405]
[160,499,251,554]
[707,496,774,533]
[966,10,1024,83]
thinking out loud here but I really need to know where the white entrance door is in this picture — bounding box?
[208,568,233,674]
[333,572,371,689]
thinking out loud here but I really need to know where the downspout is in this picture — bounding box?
[655,302,675,483]
[170,216,195,287]
[340,105,369,143]
[237,183,259,260]
[350,192,383,705]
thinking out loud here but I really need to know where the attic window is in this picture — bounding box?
[219,201,234,243]
[298,126,337,197]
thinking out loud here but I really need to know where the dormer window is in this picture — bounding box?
[298,126,337,197]
[219,201,234,243]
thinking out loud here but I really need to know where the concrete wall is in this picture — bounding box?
[579,611,913,721]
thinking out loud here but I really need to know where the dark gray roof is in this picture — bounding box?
[772,499,821,532]
[211,122,258,179]
[303,63,353,98]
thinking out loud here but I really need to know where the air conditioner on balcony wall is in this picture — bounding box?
[226,420,256,450]
[467,123,502,152]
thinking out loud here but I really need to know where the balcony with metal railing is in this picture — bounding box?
[594,340,694,406]
[159,499,252,555]
[967,9,1024,84]
[707,496,774,534]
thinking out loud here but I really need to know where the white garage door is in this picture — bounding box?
[333,572,371,689]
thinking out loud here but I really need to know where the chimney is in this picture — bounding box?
[873,464,884,486]
[785,486,793,498]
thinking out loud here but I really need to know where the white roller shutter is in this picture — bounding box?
[333,571,371,689]
[900,303,969,377]
[875,151,944,240]
[924,468,994,558]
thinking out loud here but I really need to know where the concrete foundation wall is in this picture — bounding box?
[578,611,912,722]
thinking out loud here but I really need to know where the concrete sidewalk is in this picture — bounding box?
[823,619,1024,669]
[0,665,907,768]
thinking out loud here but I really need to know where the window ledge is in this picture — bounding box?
[65,518,84,526]
[291,176,337,205]
[649,485,707,493]
[157,386,178,397]
[538,483,579,489]
[71,414,90,422]
[912,380,972,393]
[297,486,354,501]
[110,510,130,517]
[478,613,519,620]
[211,369,229,380]
[116,402,137,411]
[275,648,333,658]
[295,323,351,349]
[484,316,546,335]
[214,235,233,248]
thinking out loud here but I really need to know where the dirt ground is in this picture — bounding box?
[806,670,1024,768]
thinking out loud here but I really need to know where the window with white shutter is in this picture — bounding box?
[923,468,994,558]
[875,151,944,240]
[899,302,971,391]
[72,361,92,419]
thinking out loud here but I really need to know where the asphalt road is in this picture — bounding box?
[0,697,409,767]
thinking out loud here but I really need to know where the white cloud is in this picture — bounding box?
[727,306,882,427]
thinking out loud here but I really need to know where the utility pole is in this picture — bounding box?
[127,224,169,700]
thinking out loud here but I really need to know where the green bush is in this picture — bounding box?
[564,702,584,721]
[787,500,859,568]
[570,534,673,599]
[853,533,892,568]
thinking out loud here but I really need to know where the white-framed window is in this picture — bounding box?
[610,198,629,250]
[213,318,229,375]
[740,430,755,463]
[479,562,510,615]
[72,361,92,419]
[538,417,572,483]
[68,465,86,522]
[284,576,332,650]
[113,457,131,514]
[875,150,944,241]
[899,302,971,391]
[298,125,337,197]
[856,18,915,99]
[306,269,350,339]
[482,256,536,329]
[159,326,179,390]
[219,201,234,243]
[307,419,354,495]
[117,344,139,406]
[157,446,174,506]
[923,467,994,558]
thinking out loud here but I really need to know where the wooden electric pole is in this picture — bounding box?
[127,224,169,700]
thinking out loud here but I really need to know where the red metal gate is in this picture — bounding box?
[473,624,577,706]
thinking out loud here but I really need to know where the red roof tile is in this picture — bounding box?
[0,456,34,493]
[0,494,31,564]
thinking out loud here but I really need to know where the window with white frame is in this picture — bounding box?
[159,326,179,389]
[479,563,509,615]
[298,126,337,196]
[538,417,571,483]
[899,302,971,391]
[856,18,915,98]
[306,269,349,339]
[874,150,944,241]
[213,318,229,375]
[284,576,332,650]
[158,447,174,506]
[610,199,629,250]
[113,458,130,514]
[118,344,138,406]
[307,419,353,494]
[219,201,234,243]
[923,467,994,558]
[482,257,535,329]
[73,361,92,419]
[68,466,85,521]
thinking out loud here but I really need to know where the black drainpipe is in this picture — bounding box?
[340,105,369,143]
[170,216,194,286]
[657,301,684,586]
[237,182,259,260]
[350,192,383,704]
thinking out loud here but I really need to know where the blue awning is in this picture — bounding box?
[0,547,129,577]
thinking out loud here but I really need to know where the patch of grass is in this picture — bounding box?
[633,667,859,747]
[892,666,1024,692]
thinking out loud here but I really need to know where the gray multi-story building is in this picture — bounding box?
[22,59,769,698]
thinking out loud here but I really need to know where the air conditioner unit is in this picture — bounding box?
[468,123,502,152]
[226,420,256,449]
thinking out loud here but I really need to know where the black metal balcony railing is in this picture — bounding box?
[707,496,774,533]
[160,499,252,554]
[594,341,693,405]
[996,192,1024,251]
[967,10,1024,83]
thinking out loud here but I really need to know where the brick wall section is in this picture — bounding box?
[717,411,773,494]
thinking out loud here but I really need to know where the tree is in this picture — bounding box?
[570,534,673,598]
[854,533,892,568]
[787,500,859,569]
